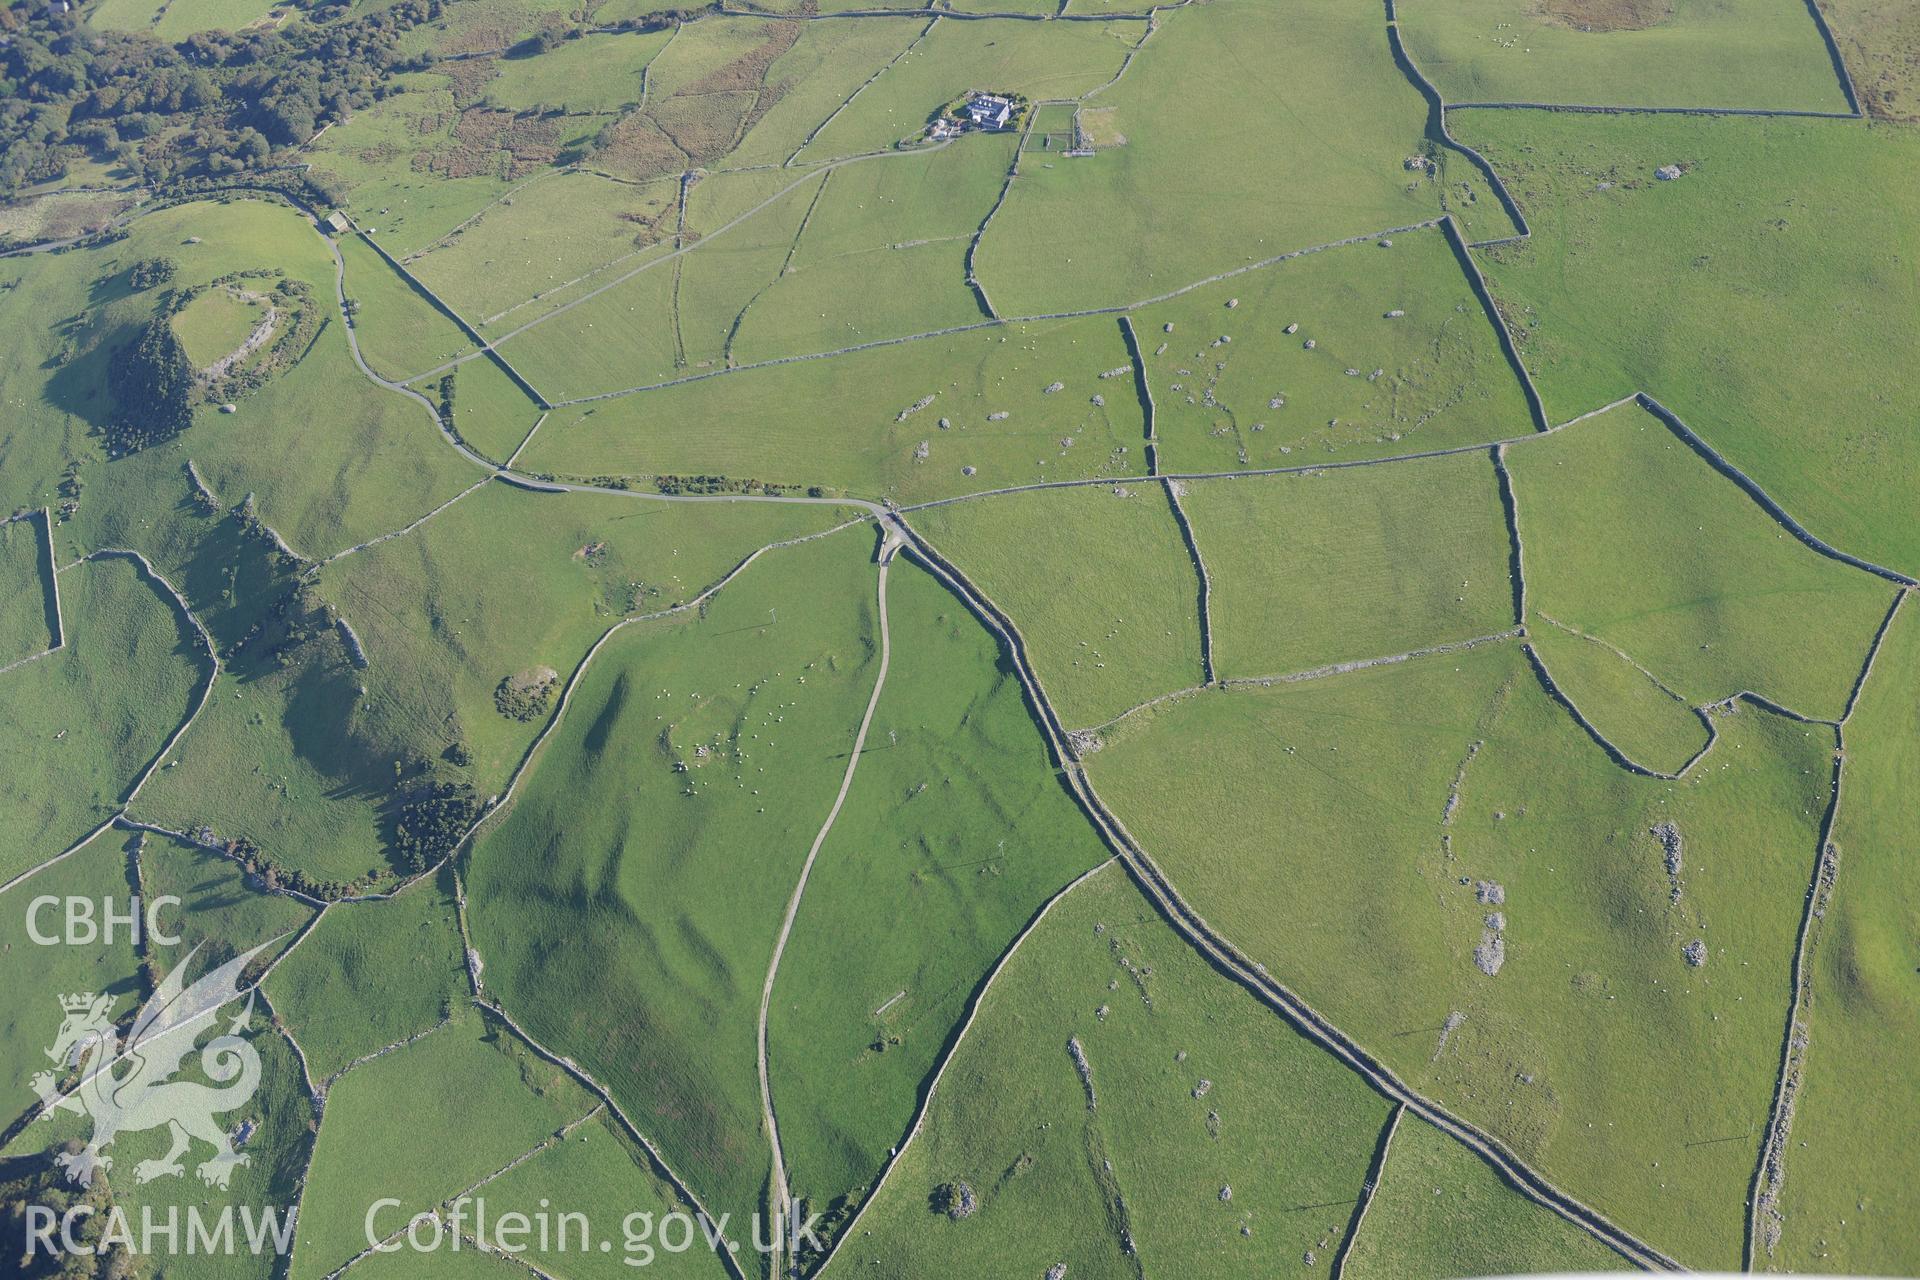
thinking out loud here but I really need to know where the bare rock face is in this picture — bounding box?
[1683,939,1708,967]
[1474,933,1506,976]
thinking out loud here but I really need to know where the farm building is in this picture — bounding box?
[965,94,1015,129]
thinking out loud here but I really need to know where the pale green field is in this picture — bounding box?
[1344,1113,1632,1278]
[1505,400,1894,719]
[769,560,1110,1239]
[913,482,1203,729]
[975,0,1442,316]
[723,17,928,167]
[1459,112,1920,574]
[728,133,1013,363]
[484,29,673,112]
[183,300,480,559]
[1090,641,1835,1266]
[90,0,280,37]
[0,556,205,884]
[172,287,273,370]
[467,530,882,1236]
[1135,225,1537,470]
[339,233,477,380]
[1526,622,1712,775]
[313,478,858,785]
[1396,0,1850,112]
[0,515,57,664]
[518,313,1146,502]
[1775,598,1920,1275]
[496,175,819,399]
[1182,451,1516,680]
[826,864,1393,1280]
[411,172,680,329]
[462,1111,729,1278]
[290,1009,597,1280]
[265,866,469,1079]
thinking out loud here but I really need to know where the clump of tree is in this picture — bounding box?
[105,306,194,452]
[0,1140,137,1277]
[494,670,556,722]
[0,0,444,202]
[128,255,176,289]
[392,777,479,872]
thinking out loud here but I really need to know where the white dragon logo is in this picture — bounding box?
[30,939,278,1190]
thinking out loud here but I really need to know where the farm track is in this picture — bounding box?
[757,525,900,1279]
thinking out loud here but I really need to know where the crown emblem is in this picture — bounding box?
[60,992,101,1012]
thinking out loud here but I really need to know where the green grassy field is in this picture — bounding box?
[339,233,477,381]
[483,29,673,112]
[767,559,1110,1241]
[90,0,280,37]
[496,171,834,400]
[723,18,928,167]
[173,287,274,371]
[1395,0,1850,112]
[516,313,1147,502]
[265,866,468,1080]
[796,17,1138,160]
[313,479,858,789]
[913,483,1203,729]
[410,172,680,330]
[0,828,142,1127]
[1181,452,1516,680]
[0,516,57,664]
[290,1008,596,1280]
[60,447,304,656]
[1504,400,1894,719]
[138,829,316,981]
[456,1111,730,1278]
[1134,226,1537,471]
[0,198,334,518]
[1460,111,1920,574]
[439,354,544,461]
[184,300,480,559]
[1819,0,1920,119]
[128,601,398,886]
[0,555,206,884]
[1526,622,1712,775]
[825,864,1392,1279]
[727,134,1012,363]
[974,0,1441,316]
[1089,640,1835,1266]
[1344,1113,1632,1278]
[466,529,881,1236]
[1774,596,1920,1275]
[305,77,522,259]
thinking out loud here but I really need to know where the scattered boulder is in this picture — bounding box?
[1656,164,1684,181]
[1474,880,1505,906]
[1474,933,1506,976]
[1385,309,1406,318]
[1683,939,1707,967]
[1044,381,1065,394]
